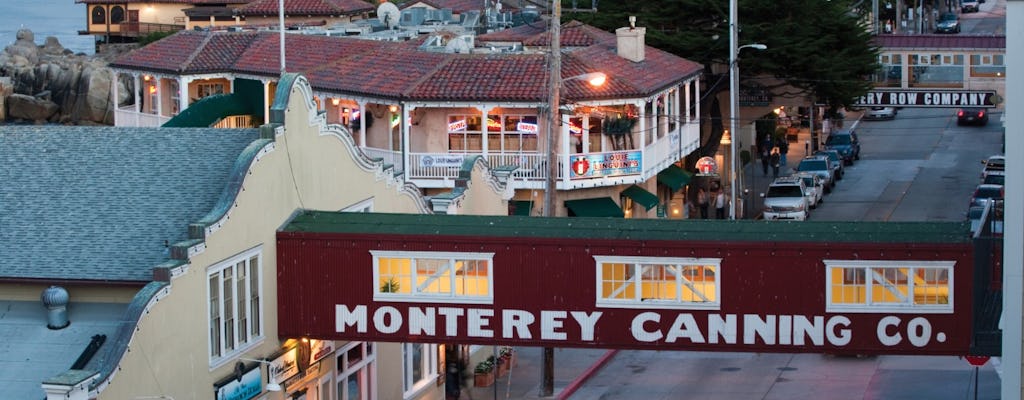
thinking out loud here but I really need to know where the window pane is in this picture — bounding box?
[250,256,260,337]
[223,267,235,350]
[415,258,451,295]
[209,274,221,357]
[237,263,248,343]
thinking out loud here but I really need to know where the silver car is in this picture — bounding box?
[794,172,824,208]
[795,156,834,192]
[864,106,897,120]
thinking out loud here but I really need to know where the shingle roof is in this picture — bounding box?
[0,126,261,282]
[111,22,704,103]
[872,34,1005,50]
[236,0,374,16]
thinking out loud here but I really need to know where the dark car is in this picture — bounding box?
[935,13,960,33]
[957,108,989,126]
[824,130,860,165]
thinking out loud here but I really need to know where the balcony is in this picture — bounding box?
[116,106,171,127]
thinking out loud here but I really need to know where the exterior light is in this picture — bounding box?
[239,358,283,392]
[331,98,340,106]
[388,105,398,113]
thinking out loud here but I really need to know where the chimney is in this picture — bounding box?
[41,285,70,330]
[615,16,645,63]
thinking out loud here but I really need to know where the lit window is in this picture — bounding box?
[372,251,493,304]
[337,342,376,400]
[825,260,953,313]
[208,247,264,365]
[402,343,438,398]
[595,256,721,309]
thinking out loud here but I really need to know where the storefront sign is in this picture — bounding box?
[853,90,998,107]
[420,155,464,168]
[335,305,953,351]
[695,156,718,176]
[448,119,467,132]
[309,339,334,363]
[568,151,641,179]
[214,364,262,400]
[517,122,538,134]
[270,347,300,386]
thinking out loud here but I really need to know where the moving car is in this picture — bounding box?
[957,108,989,126]
[794,172,825,208]
[935,13,960,33]
[795,156,834,192]
[761,176,810,221]
[864,106,898,120]
[962,0,979,12]
[824,130,861,165]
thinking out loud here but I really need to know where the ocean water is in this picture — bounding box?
[0,0,94,55]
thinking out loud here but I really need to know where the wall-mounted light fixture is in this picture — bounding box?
[388,105,398,113]
[238,358,283,392]
[331,98,340,106]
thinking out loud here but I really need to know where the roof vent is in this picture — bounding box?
[41,286,70,330]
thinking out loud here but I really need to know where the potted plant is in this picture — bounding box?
[499,346,516,369]
[473,358,495,387]
[380,277,400,293]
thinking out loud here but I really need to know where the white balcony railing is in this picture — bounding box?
[115,106,171,127]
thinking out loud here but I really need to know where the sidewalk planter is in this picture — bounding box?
[474,372,495,387]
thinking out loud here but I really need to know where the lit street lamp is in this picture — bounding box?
[728,0,766,220]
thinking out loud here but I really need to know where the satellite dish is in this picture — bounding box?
[377,2,400,29]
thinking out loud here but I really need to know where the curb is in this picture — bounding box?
[556,349,619,400]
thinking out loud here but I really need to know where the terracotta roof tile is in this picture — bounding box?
[307,47,449,97]
[76,0,248,3]
[872,34,1005,50]
[408,54,548,101]
[231,33,359,75]
[237,0,374,16]
[110,31,213,73]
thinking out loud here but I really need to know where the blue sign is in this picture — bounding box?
[215,366,263,400]
[569,151,642,179]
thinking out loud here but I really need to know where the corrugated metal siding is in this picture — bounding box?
[277,230,975,355]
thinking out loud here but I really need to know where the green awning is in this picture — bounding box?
[564,197,625,218]
[510,200,533,216]
[620,185,659,211]
[657,164,693,191]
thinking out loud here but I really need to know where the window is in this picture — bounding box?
[208,247,264,364]
[337,342,375,400]
[344,198,373,213]
[168,80,180,116]
[825,260,953,313]
[876,54,903,87]
[197,82,225,99]
[595,256,721,309]
[402,343,438,398]
[448,113,538,153]
[372,251,493,303]
[91,6,106,25]
[970,54,1006,78]
[110,6,125,24]
[909,53,964,88]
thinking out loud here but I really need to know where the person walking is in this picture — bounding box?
[697,187,709,219]
[760,146,770,176]
[715,189,727,219]
[770,147,782,178]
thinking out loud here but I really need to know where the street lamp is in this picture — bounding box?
[239,358,283,392]
[728,0,766,220]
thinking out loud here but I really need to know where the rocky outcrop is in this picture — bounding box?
[0,28,127,125]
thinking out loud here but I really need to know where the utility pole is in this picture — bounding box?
[541,0,560,395]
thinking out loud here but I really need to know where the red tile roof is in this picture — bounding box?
[76,0,248,3]
[110,23,704,103]
[398,0,488,13]
[872,34,1005,50]
[236,0,374,16]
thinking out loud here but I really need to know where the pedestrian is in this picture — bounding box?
[770,147,781,178]
[697,187,709,219]
[760,146,770,176]
[778,139,789,168]
[715,189,726,219]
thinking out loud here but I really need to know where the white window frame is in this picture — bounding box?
[207,246,265,368]
[343,198,374,213]
[402,343,438,399]
[336,341,376,400]
[371,250,494,304]
[594,256,722,310]
[824,259,954,314]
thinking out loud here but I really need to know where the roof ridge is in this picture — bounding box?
[180,32,215,72]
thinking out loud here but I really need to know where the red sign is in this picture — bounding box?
[964,355,990,366]
[696,156,717,175]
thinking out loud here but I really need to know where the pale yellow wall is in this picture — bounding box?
[99,75,507,400]
[133,3,187,25]
[243,15,362,27]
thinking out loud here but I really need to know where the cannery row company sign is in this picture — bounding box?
[332,304,964,354]
[853,90,1000,107]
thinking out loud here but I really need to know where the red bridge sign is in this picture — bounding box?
[965,355,990,367]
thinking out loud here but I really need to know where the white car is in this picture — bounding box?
[794,172,824,209]
[864,106,897,120]
[761,176,810,220]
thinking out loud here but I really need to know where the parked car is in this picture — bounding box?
[824,130,861,165]
[794,172,825,208]
[761,176,810,221]
[814,149,844,181]
[981,155,1005,178]
[962,0,979,12]
[983,172,1005,186]
[864,106,898,120]
[795,156,834,192]
[957,108,989,126]
[970,183,1004,207]
[935,12,961,33]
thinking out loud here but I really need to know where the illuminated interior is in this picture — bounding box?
[377,257,490,297]
[600,262,717,304]
[830,266,949,305]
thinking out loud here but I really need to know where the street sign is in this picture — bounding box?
[964,355,990,366]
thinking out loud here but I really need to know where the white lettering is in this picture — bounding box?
[336,304,367,333]
[907,317,932,347]
[540,310,567,340]
[793,316,824,346]
[877,316,901,346]
[408,307,435,335]
[373,306,402,334]
[779,315,792,345]
[437,307,465,336]
[744,314,776,345]
[631,312,662,342]
[826,315,852,346]
[503,309,535,339]
[467,308,494,338]
[571,311,602,342]
[708,314,737,344]
[665,313,705,343]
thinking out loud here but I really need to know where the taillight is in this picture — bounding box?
[958,110,965,117]
[977,110,985,118]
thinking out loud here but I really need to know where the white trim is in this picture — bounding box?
[371,250,494,304]
[593,255,722,310]
[401,343,438,400]
[823,259,954,314]
[207,245,267,369]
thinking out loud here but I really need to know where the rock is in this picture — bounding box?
[0,77,12,120]
[7,93,59,122]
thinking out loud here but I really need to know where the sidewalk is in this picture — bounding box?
[463,346,616,400]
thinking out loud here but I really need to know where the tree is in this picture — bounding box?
[569,0,879,162]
